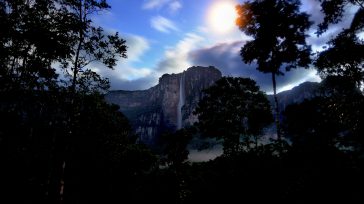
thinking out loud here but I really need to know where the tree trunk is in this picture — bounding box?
[272,72,281,141]
[255,135,258,149]
[70,5,84,94]
[60,2,85,203]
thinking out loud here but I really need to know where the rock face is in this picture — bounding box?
[106,67,320,145]
[105,66,222,145]
[269,81,321,112]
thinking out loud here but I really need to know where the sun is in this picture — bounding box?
[208,1,238,34]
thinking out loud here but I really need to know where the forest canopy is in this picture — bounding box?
[1,0,364,203]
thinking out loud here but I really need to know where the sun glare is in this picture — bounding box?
[208,1,238,34]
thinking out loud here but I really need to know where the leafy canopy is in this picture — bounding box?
[236,0,312,75]
[194,77,272,154]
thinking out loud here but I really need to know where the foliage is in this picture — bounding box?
[161,128,194,168]
[283,98,342,148]
[0,1,152,203]
[321,77,364,149]
[314,0,364,150]
[315,1,364,86]
[315,31,364,87]
[0,89,158,203]
[236,0,312,140]
[194,77,273,155]
[0,0,127,93]
[1,0,364,203]
[283,76,364,151]
[55,0,127,93]
[236,0,312,74]
[159,128,195,203]
[64,93,157,203]
[0,0,70,91]
[317,0,364,35]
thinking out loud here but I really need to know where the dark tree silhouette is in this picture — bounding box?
[162,128,193,169]
[315,0,364,89]
[0,1,147,203]
[0,0,71,91]
[236,0,312,141]
[64,94,157,203]
[315,30,364,87]
[194,77,272,155]
[55,0,127,94]
[321,76,364,150]
[161,128,194,204]
[283,98,341,148]
[315,0,364,149]
[317,0,364,35]
[46,1,128,200]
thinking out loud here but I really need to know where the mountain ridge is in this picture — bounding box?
[105,66,222,145]
[106,66,320,145]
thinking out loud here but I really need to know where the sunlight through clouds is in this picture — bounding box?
[207,0,238,34]
[95,0,351,91]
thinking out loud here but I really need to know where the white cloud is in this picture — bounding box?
[188,41,322,93]
[196,23,245,46]
[151,16,178,33]
[115,66,152,81]
[169,1,182,13]
[92,63,152,81]
[91,31,207,90]
[105,32,205,90]
[157,33,205,74]
[142,0,170,10]
[124,35,150,62]
[143,0,182,13]
[89,34,154,89]
[110,34,152,80]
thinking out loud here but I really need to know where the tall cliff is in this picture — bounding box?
[269,81,321,112]
[105,66,222,145]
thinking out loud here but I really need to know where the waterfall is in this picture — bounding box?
[177,72,185,129]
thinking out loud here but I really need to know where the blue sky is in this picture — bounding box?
[90,0,357,93]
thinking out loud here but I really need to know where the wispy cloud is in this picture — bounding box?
[108,32,205,90]
[90,34,154,89]
[110,34,152,80]
[150,16,178,33]
[143,0,169,10]
[189,41,320,93]
[124,35,150,62]
[169,1,182,13]
[157,33,204,74]
[143,0,182,13]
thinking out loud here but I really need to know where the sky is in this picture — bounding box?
[90,0,357,93]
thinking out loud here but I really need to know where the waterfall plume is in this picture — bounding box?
[177,72,185,129]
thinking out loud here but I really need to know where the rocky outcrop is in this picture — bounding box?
[106,67,321,145]
[269,81,321,112]
[182,66,222,126]
[105,66,222,145]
